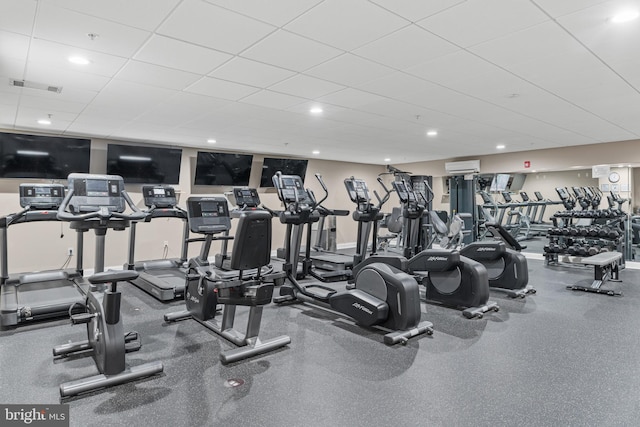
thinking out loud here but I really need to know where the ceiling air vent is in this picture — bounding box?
[9,78,62,93]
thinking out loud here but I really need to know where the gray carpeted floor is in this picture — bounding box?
[1,258,639,427]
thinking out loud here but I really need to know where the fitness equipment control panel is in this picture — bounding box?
[68,173,125,213]
[273,175,314,206]
[19,184,65,209]
[232,188,260,208]
[344,178,370,204]
[142,185,177,208]
[186,197,231,234]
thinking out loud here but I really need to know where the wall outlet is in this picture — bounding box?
[67,247,74,256]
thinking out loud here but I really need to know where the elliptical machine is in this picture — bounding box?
[272,172,433,344]
[353,179,499,319]
[52,173,164,397]
[165,194,291,364]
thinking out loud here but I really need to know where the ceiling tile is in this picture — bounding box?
[18,93,87,114]
[557,1,640,65]
[353,25,460,70]
[208,57,295,87]
[137,92,231,126]
[0,0,37,35]
[34,2,151,57]
[533,0,612,18]
[417,0,549,48]
[269,75,344,99]
[0,31,30,63]
[240,90,307,109]
[0,58,26,81]
[87,80,177,117]
[44,0,181,31]
[115,61,200,90]
[185,77,260,101]
[28,38,128,78]
[284,0,408,51]
[305,53,395,87]
[0,103,17,126]
[241,30,342,72]
[469,21,585,69]
[134,35,232,75]
[157,0,276,54]
[204,0,322,27]
[316,88,387,109]
[370,0,468,21]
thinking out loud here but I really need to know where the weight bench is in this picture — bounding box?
[566,251,622,296]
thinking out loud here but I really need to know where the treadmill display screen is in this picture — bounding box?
[154,188,165,196]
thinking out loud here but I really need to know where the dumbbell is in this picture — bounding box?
[588,245,601,256]
[577,246,589,256]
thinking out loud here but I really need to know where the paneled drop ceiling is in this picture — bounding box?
[1,0,639,164]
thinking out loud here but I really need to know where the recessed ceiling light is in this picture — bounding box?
[310,107,323,114]
[312,150,320,155]
[496,144,506,149]
[207,139,216,144]
[384,158,391,162]
[426,130,438,137]
[37,118,51,125]
[611,10,639,23]
[68,56,90,65]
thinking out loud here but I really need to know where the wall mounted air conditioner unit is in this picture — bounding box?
[444,160,480,174]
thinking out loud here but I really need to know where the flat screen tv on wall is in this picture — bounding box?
[259,158,308,187]
[107,143,182,184]
[194,151,253,186]
[0,132,91,179]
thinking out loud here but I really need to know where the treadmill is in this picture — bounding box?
[125,185,189,301]
[0,184,86,328]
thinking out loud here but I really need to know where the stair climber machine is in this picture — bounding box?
[52,173,164,397]
[353,179,499,319]
[271,172,433,345]
[125,185,190,301]
[164,195,290,364]
[213,187,275,279]
[1,184,87,329]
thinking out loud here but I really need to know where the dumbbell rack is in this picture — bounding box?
[544,209,627,268]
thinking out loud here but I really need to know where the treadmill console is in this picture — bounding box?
[19,184,65,209]
[501,191,513,203]
[232,188,260,208]
[68,173,125,213]
[344,178,370,203]
[534,191,544,201]
[519,192,530,202]
[142,185,177,208]
[186,196,231,234]
[273,174,314,207]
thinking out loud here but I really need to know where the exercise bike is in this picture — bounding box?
[272,172,433,344]
[52,173,164,397]
[164,194,291,364]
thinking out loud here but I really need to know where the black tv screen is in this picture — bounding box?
[194,151,253,186]
[107,144,182,184]
[0,132,90,179]
[260,158,308,187]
